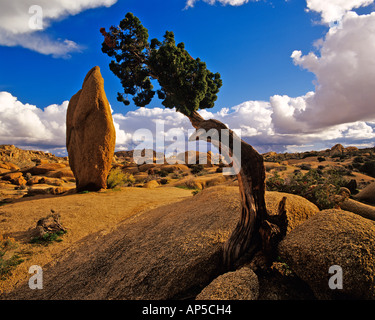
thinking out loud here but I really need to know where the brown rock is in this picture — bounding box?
[330,144,344,156]
[13,176,27,186]
[0,163,10,170]
[265,192,320,233]
[32,212,67,238]
[354,182,375,205]
[66,66,116,192]
[340,198,375,221]
[3,162,20,171]
[3,186,322,300]
[46,167,75,179]
[27,187,68,196]
[159,164,190,173]
[196,267,259,300]
[138,164,156,172]
[143,180,159,189]
[29,163,66,175]
[279,209,375,299]
[2,172,25,185]
[39,177,64,186]
[2,172,22,180]
[26,176,42,186]
[176,151,213,167]
[345,146,359,154]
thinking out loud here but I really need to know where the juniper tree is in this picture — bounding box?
[101,13,287,270]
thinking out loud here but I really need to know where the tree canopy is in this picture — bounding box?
[101,12,222,116]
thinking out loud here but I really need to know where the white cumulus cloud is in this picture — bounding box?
[306,0,374,23]
[185,0,251,9]
[0,91,130,153]
[274,10,375,134]
[0,0,117,57]
[0,91,68,146]
[0,90,374,156]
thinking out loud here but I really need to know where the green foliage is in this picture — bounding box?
[30,230,67,246]
[101,12,222,116]
[0,237,24,280]
[266,169,349,210]
[78,190,90,194]
[107,168,135,188]
[274,256,293,276]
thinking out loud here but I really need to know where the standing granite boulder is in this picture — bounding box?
[66,66,116,192]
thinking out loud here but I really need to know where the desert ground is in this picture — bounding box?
[1,143,375,300]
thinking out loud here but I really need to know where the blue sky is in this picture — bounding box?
[0,0,375,154]
[0,0,324,111]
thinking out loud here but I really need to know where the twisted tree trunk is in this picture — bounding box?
[187,111,287,270]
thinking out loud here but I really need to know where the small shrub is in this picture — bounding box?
[0,236,24,280]
[360,161,375,178]
[190,164,204,175]
[196,170,209,176]
[353,156,364,163]
[298,163,312,171]
[171,173,182,179]
[107,168,135,188]
[159,170,169,178]
[159,178,169,185]
[302,151,318,159]
[30,230,67,246]
[266,169,349,210]
[317,157,326,162]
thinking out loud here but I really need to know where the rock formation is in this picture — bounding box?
[330,144,345,157]
[196,267,259,300]
[4,187,320,300]
[355,182,375,205]
[66,66,116,192]
[279,209,375,299]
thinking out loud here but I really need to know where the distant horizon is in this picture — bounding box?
[3,140,374,159]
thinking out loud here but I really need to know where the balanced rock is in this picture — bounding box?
[66,66,116,192]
